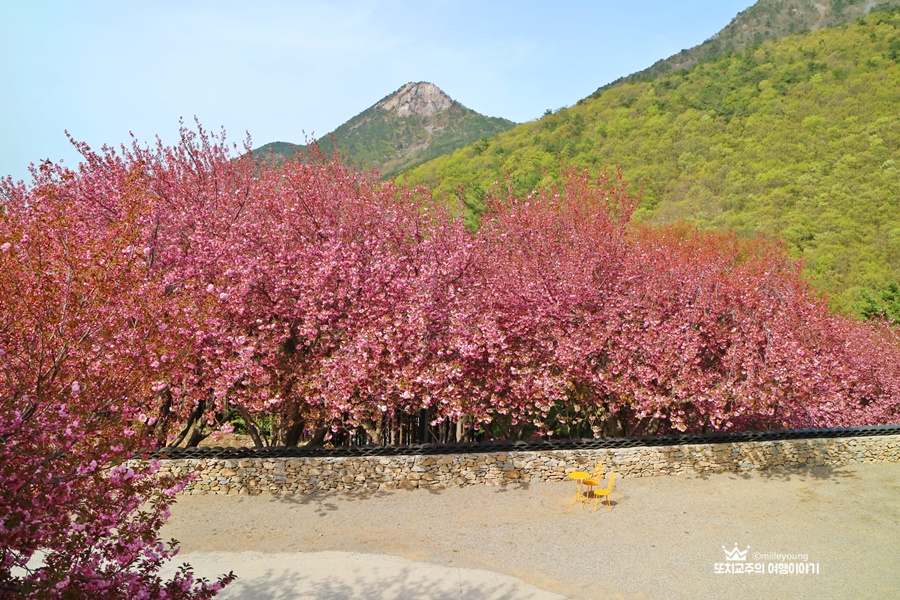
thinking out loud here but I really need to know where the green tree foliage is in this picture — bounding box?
[404,10,900,315]
[859,281,900,321]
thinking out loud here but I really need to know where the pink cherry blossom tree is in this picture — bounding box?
[452,170,900,438]
[111,125,481,447]
[0,153,233,597]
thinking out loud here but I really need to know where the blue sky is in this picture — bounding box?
[1,0,756,183]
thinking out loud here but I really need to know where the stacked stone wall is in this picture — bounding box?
[150,434,900,495]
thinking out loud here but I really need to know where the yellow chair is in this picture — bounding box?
[581,463,605,506]
[590,472,616,512]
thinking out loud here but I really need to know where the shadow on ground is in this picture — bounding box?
[168,551,564,600]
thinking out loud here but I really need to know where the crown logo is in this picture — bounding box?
[722,543,749,561]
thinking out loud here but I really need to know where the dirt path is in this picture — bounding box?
[162,462,900,599]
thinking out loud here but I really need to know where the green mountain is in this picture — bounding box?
[403,9,900,316]
[253,82,516,177]
[601,0,900,91]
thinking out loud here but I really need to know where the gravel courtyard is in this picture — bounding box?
[162,461,900,599]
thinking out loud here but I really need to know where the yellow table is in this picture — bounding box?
[568,471,590,507]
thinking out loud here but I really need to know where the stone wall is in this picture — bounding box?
[152,434,900,495]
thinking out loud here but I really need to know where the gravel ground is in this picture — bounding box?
[162,461,900,599]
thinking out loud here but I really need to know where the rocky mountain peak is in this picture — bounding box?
[376,82,453,117]
[252,81,515,177]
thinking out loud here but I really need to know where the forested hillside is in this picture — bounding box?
[404,9,900,316]
[602,0,900,90]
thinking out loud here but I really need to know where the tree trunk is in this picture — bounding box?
[282,418,306,447]
[167,399,206,448]
[185,426,209,448]
[151,389,173,448]
[234,405,266,448]
[305,425,330,447]
[418,408,429,443]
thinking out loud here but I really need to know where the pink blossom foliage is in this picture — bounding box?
[0,154,233,597]
[7,123,899,446]
[138,127,897,439]
[2,122,899,596]
[460,171,900,435]
[101,124,478,445]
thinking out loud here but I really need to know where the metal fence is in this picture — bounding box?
[150,424,900,460]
